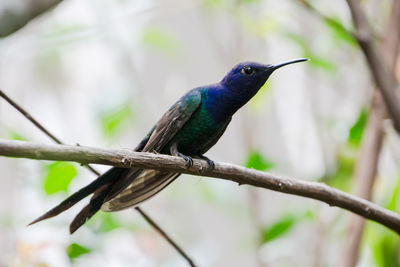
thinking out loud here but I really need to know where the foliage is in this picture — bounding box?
[386,178,400,212]
[286,32,336,72]
[323,107,369,190]
[327,152,355,191]
[1,0,399,266]
[99,103,134,138]
[368,177,400,266]
[88,212,124,233]
[260,210,313,244]
[348,108,368,147]
[66,243,92,262]
[42,162,77,195]
[245,152,314,245]
[245,150,274,171]
[87,212,142,233]
[323,17,357,47]
[7,129,28,141]
[260,214,297,243]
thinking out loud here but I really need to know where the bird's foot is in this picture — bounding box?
[170,144,193,168]
[197,155,215,170]
[178,153,193,168]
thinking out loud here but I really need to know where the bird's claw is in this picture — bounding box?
[182,155,193,168]
[207,159,215,170]
[198,155,215,170]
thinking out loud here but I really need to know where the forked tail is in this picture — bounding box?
[29,167,126,233]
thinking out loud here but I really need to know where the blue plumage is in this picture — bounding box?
[30,59,307,233]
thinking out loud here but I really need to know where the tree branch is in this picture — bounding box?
[0,0,63,37]
[294,0,400,264]
[342,93,385,267]
[346,0,400,135]
[298,0,400,134]
[342,1,400,266]
[0,139,399,235]
[0,89,196,267]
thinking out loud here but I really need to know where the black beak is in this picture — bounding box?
[269,58,308,72]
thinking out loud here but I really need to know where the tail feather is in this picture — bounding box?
[101,171,180,212]
[69,184,110,234]
[68,169,146,233]
[29,167,126,226]
[30,162,180,234]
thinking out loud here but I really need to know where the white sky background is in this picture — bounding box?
[0,0,398,266]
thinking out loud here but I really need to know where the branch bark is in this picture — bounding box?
[0,139,400,235]
[341,93,385,267]
[346,0,400,135]
[0,0,63,37]
[0,89,196,267]
[341,1,400,266]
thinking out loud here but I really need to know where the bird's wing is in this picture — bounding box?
[100,89,202,212]
[143,89,202,152]
[30,90,202,231]
[101,171,180,211]
[103,89,202,200]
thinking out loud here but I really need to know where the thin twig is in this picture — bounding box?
[342,92,385,267]
[135,208,196,267]
[296,0,357,41]
[341,1,400,266]
[0,89,196,267]
[0,90,62,144]
[0,139,399,235]
[298,0,400,135]
[296,1,400,265]
[346,0,400,135]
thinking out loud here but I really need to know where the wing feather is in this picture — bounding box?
[143,89,202,152]
[102,89,202,211]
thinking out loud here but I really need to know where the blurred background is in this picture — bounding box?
[0,0,399,266]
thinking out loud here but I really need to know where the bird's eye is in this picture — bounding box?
[241,66,255,75]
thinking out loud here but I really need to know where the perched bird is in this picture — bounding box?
[30,59,307,233]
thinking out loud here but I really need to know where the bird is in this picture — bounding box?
[29,58,307,233]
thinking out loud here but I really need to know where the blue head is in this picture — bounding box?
[221,59,307,103]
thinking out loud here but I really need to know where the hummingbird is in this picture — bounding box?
[29,58,307,233]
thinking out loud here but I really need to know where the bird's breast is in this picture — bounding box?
[165,104,227,155]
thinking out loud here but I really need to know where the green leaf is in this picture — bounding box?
[386,177,400,211]
[87,212,143,233]
[367,177,400,266]
[259,210,313,244]
[100,103,133,137]
[303,210,315,220]
[348,108,368,147]
[66,243,92,261]
[245,151,274,171]
[369,227,400,267]
[141,26,181,56]
[7,129,28,141]
[304,52,337,72]
[325,152,355,191]
[324,17,357,47]
[260,215,297,243]
[43,162,77,195]
[286,32,336,72]
[93,213,123,233]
